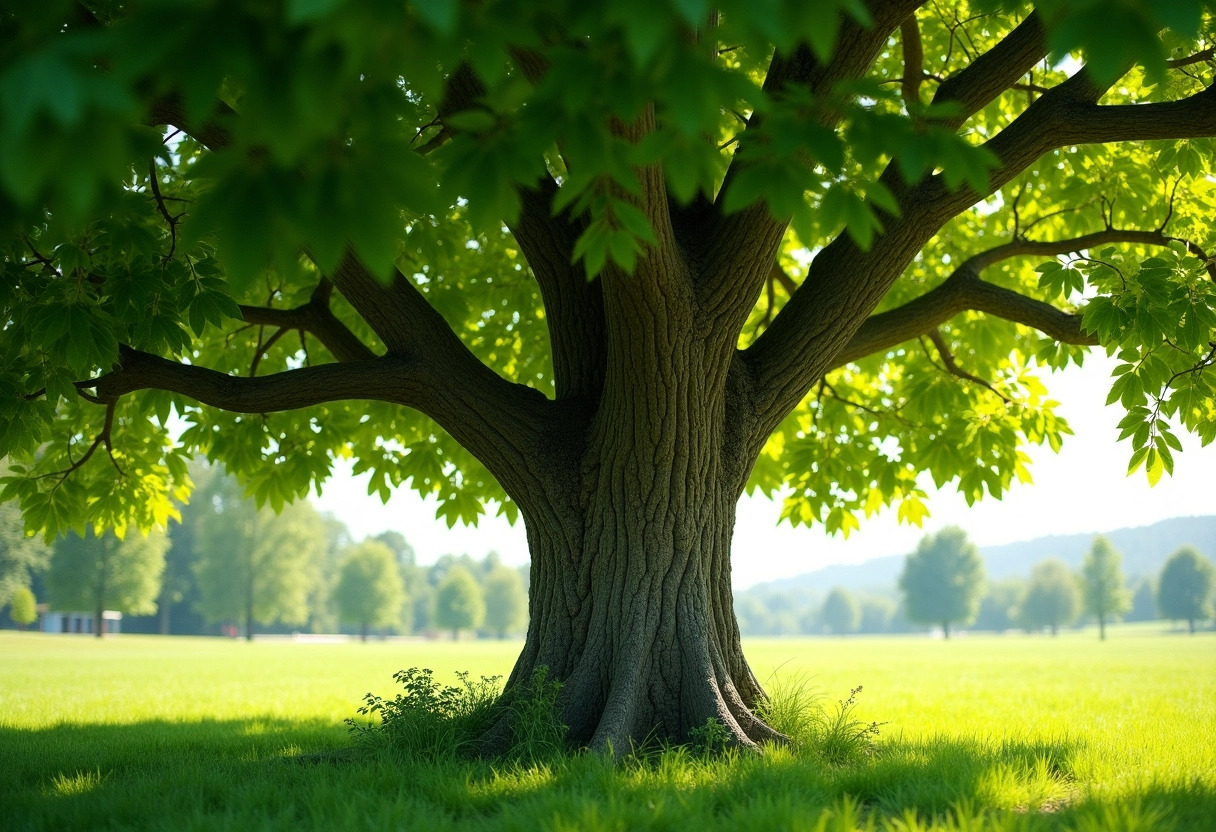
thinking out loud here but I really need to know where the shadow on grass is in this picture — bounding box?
[3,720,1213,831]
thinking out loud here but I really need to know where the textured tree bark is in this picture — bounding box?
[494,273,781,752]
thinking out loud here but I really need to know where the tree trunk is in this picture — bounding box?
[497,311,782,754]
[1098,615,1106,641]
[1188,617,1195,635]
[360,622,368,642]
[159,596,171,636]
[942,621,950,640]
[1050,623,1058,637]
[245,592,254,642]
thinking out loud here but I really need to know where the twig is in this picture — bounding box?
[924,329,1010,402]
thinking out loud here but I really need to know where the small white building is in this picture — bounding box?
[39,608,123,635]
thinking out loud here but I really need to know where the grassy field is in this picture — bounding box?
[2,626,1213,830]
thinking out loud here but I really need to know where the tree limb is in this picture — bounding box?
[900,14,925,108]
[701,0,921,334]
[924,329,1010,402]
[830,227,1200,367]
[237,278,377,364]
[928,12,1047,130]
[511,177,606,404]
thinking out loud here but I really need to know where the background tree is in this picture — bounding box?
[1126,578,1158,623]
[858,596,896,634]
[1016,558,1079,635]
[0,502,50,610]
[1080,536,1131,641]
[333,540,406,641]
[899,527,985,639]
[47,529,167,637]
[373,530,423,633]
[973,578,1025,633]
[8,584,36,629]
[306,514,354,634]
[2,2,1215,749]
[820,587,861,635]
[434,566,485,640]
[1157,546,1216,634]
[193,474,326,640]
[482,564,528,639]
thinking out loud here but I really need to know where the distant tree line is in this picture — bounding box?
[0,464,528,640]
[733,527,1215,638]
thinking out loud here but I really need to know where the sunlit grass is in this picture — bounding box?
[2,625,1213,830]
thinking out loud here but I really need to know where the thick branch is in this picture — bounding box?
[831,227,1197,367]
[900,15,925,108]
[701,0,921,333]
[511,177,606,403]
[237,279,376,364]
[87,345,562,515]
[929,12,1047,130]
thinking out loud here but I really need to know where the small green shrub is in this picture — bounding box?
[348,666,568,764]
[346,667,501,760]
[501,665,567,765]
[688,716,733,757]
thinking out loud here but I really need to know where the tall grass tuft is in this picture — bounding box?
[760,674,885,764]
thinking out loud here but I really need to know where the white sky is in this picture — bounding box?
[313,353,1216,589]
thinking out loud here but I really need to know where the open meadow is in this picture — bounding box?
[2,626,1214,831]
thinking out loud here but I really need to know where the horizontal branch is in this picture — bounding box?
[831,227,1195,367]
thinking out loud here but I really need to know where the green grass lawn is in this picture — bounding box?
[2,625,1213,830]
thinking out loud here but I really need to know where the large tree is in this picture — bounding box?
[1,2,1215,749]
[47,528,168,637]
[1157,546,1216,633]
[898,526,986,638]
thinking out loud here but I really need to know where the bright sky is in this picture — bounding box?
[313,353,1216,589]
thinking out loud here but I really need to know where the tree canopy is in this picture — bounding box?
[1,1,1214,539]
[47,527,168,635]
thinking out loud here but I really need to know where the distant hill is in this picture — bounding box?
[747,515,1216,595]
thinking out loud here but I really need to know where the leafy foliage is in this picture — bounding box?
[0,499,49,607]
[7,583,36,626]
[0,1,1209,548]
